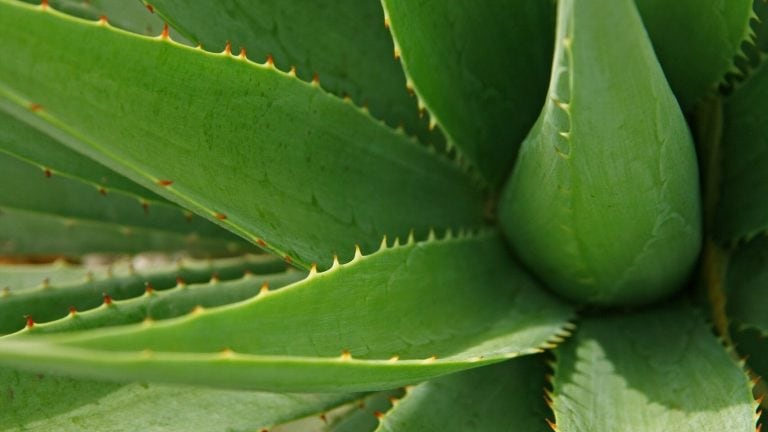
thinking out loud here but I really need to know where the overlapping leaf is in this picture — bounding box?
[146,0,429,140]
[376,356,551,432]
[551,305,757,431]
[0,232,573,392]
[717,57,768,244]
[0,0,486,270]
[381,0,554,185]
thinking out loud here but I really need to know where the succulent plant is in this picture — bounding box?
[0,0,767,430]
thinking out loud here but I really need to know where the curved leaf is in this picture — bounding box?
[376,356,551,432]
[717,59,768,244]
[0,232,573,392]
[147,0,429,140]
[0,151,250,256]
[0,0,486,270]
[381,0,554,185]
[551,305,757,432]
[22,269,304,334]
[0,254,284,334]
[0,108,166,203]
[0,261,91,292]
[724,235,768,333]
[635,0,755,109]
[0,366,358,432]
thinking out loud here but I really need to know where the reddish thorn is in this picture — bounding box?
[176,276,186,286]
[40,0,48,10]
[319,413,327,423]
[44,168,52,178]
[214,212,227,220]
[25,315,35,329]
[103,293,113,305]
[545,418,557,431]
[29,103,43,112]
[160,23,169,39]
[283,255,293,264]
[224,40,232,55]
[256,239,266,247]
[210,272,220,282]
[238,47,247,59]
[373,411,384,420]
[312,72,320,85]
[145,3,154,13]
[98,15,108,25]
[157,179,173,187]
[144,281,154,294]
[141,201,149,214]
[68,306,77,315]
[98,187,107,196]
[265,54,274,66]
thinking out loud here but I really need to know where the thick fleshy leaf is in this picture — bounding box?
[0,108,166,203]
[0,260,91,292]
[0,0,486,270]
[0,151,250,256]
[717,59,768,244]
[724,235,768,333]
[551,305,757,432]
[381,0,554,185]
[376,356,551,432]
[22,268,304,334]
[0,254,284,334]
[635,0,755,109]
[498,0,701,306]
[0,232,573,392]
[0,366,359,432]
[146,0,429,140]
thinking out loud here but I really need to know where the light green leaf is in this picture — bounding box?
[376,356,551,432]
[147,0,430,140]
[0,108,166,203]
[724,235,768,333]
[498,0,701,306]
[0,254,284,334]
[635,0,755,109]
[716,58,768,244]
[0,261,91,292]
[0,0,486,270]
[0,151,250,256]
[21,268,304,334]
[731,326,768,430]
[551,305,757,432]
[0,366,359,432]
[381,0,554,185]
[0,232,573,392]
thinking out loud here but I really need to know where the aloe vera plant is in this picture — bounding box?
[0,0,766,430]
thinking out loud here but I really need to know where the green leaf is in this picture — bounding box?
[0,366,359,432]
[375,356,551,432]
[634,0,755,109]
[498,0,701,306]
[0,232,573,392]
[0,151,250,256]
[0,254,284,334]
[551,305,757,432]
[146,0,429,140]
[716,58,768,244]
[381,0,554,185]
[724,235,768,333]
[0,107,166,203]
[21,268,304,334]
[731,326,768,429]
[0,0,486,270]
[0,261,91,292]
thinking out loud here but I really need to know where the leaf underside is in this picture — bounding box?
[0,0,486,270]
[552,305,756,432]
[376,356,551,432]
[0,232,573,392]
